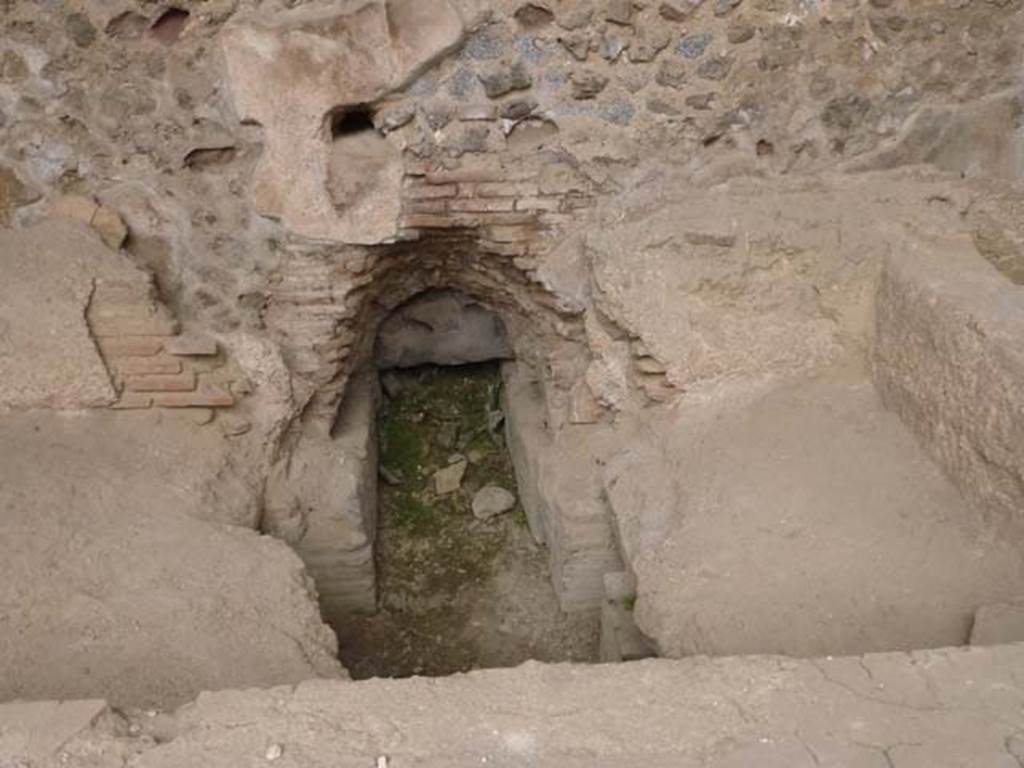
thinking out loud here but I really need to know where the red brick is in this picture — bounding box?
[425,167,503,184]
[89,316,180,337]
[405,183,458,200]
[115,356,184,375]
[164,336,218,356]
[406,200,448,214]
[151,387,235,408]
[112,392,153,409]
[540,212,575,226]
[562,194,594,210]
[125,371,197,393]
[475,212,538,226]
[403,158,436,176]
[92,283,152,302]
[449,198,517,213]
[97,337,165,357]
[460,181,539,198]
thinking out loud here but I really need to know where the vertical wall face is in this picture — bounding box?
[265,372,381,620]
[503,361,624,612]
[872,235,1024,526]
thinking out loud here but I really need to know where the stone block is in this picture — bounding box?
[460,181,539,197]
[479,62,533,98]
[50,193,100,224]
[0,221,128,410]
[516,196,562,212]
[605,0,634,25]
[970,604,1024,646]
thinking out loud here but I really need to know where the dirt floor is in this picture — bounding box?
[334,364,599,679]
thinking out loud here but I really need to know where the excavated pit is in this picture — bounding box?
[325,289,603,678]
[334,363,599,679]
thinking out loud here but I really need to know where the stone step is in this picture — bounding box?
[9,644,1024,767]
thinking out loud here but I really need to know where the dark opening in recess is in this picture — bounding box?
[328,107,376,140]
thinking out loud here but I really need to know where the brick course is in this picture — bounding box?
[86,276,236,412]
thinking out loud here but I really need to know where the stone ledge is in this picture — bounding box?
[8,643,1024,767]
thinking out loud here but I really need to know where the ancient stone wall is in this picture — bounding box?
[2,0,1020,423]
[2,0,1022,624]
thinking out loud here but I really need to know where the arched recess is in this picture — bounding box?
[265,232,590,436]
[261,235,620,640]
[374,289,514,371]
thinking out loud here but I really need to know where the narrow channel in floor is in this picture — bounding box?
[334,363,599,680]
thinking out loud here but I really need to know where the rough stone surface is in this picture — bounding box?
[0,164,40,225]
[605,364,1024,658]
[472,485,516,519]
[8,644,1024,767]
[0,221,130,411]
[873,233,1024,526]
[375,290,514,369]
[0,410,344,709]
[0,699,110,766]
[220,0,464,243]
